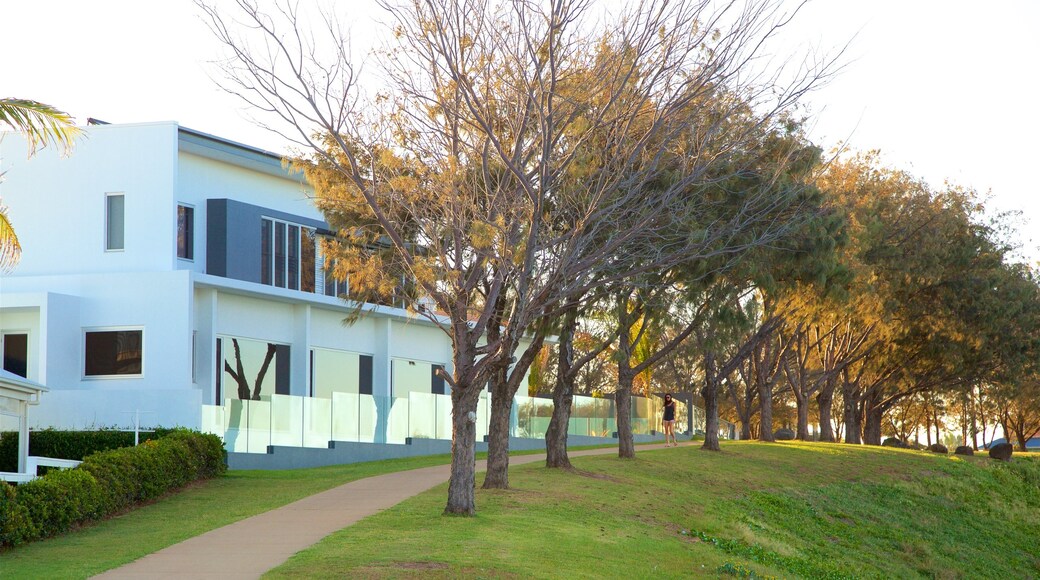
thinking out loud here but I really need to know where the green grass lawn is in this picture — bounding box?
[0,455,454,578]
[0,442,623,578]
[266,442,1040,579]
[4,441,1038,579]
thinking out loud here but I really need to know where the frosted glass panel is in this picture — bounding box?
[332,392,360,442]
[408,392,438,439]
[386,396,408,444]
[224,398,249,453]
[246,399,272,452]
[270,394,303,447]
[303,397,332,448]
[436,393,452,439]
[200,405,225,439]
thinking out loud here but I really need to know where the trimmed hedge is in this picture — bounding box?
[0,430,225,548]
[0,428,175,472]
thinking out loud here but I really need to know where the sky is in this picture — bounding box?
[3,0,1038,261]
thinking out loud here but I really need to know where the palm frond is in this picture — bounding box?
[0,203,22,271]
[0,98,82,156]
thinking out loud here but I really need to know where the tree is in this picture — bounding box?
[0,98,81,270]
[199,0,838,515]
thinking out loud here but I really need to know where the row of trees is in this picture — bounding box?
[199,0,1036,516]
[534,152,1040,453]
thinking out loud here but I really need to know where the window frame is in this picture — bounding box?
[1,331,30,379]
[177,203,195,261]
[82,326,145,379]
[105,192,125,252]
[260,217,313,291]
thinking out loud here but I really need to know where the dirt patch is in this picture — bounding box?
[574,469,623,483]
[354,563,519,579]
[393,561,450,570]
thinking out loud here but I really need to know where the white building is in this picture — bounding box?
[0,121,457,431]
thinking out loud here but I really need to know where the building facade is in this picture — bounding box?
[0,121,460,430]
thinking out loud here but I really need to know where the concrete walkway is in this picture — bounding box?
[96,443,678,579]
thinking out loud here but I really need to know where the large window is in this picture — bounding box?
[261,218,315,292]
[217,336,290,400]
[2,333,28,378]
[105,193,125,251]
[177,204,194,260]
[85,329,142,377]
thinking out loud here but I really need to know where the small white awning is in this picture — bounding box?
[0,369,47,402]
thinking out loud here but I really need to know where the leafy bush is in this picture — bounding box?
[0,428,175,472]
[0,483,31,546]
[0,430,224,548]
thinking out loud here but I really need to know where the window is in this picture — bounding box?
[2,333,28,378]
[177,205,194,260]
[106,193,125,251]
[218,336,290,399]
[85,329,143,377]
[323,258,347,297]
[260,218,314,291]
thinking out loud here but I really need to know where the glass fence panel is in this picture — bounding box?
[211,393,711,449]
[246,398,272,453]
[358,394,379,443]
[223,398,249,453]
[630,396,650,435]
[475,394,490,442]
[200,405,225,440]
[674,399,689,434]
[436,393,452,440]
[303,396,332,448]
[408,392,438,439]
[332,392,360,442]
[270,394,304,448]
[386,396,409,444]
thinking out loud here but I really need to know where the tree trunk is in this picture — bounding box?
[842,383,861,445]
[546,305,578,468]
[817,387,835,442]
[701,361,721,451]
[445,385,481,516]
[759,379,775,442]
[616,367,636,459]
[482,371,512,489]
[794,393,810,440]
[862,406,883,445]
[545,388,573,468]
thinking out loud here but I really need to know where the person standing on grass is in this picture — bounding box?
[662,393,678,446]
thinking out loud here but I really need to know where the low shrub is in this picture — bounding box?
[0,428,175,472]
[0,430,225,549]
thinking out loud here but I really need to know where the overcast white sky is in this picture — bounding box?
[3,0,1038,260]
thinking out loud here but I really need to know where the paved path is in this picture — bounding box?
[96,443,678,579]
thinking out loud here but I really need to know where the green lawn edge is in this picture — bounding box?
[0,439,663,578]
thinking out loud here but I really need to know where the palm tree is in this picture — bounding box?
[0,98,81,269]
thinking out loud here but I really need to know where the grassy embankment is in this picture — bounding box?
[268,442,1040,579]
[3,441,1037,578]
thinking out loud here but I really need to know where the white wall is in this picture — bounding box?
[176,152,315,276]
[0,122,178,277]
[1,272,195,394]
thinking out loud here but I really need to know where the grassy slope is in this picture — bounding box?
[0,444,621,578]
[268,442,1040,579]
